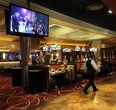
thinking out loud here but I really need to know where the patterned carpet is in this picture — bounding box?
[0,72,116,110]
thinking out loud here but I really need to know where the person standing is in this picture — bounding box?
[83,54,100,94]
[12,12,20,32]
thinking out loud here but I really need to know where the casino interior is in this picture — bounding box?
[0,0,116,110]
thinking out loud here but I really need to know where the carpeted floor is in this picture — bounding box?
[0,72,116,110]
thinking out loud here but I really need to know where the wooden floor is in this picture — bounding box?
[30,76,116,110]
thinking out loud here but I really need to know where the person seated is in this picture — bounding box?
[32,56,39,65]
[69,56,73,63]
[101,59,113,76]
[41,57,46,64]
[96,57,103,77]
[38,51,45,64]
[75,55,81,62]
[49,54,55,64]
[62,55,68,65]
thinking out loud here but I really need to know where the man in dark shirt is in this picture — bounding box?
[83,54,100,94]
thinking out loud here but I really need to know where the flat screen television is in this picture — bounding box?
[8,3,49,37]
[7,53,15,61]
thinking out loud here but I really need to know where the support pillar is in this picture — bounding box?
[91,40,102,59]
[20,37,31,88]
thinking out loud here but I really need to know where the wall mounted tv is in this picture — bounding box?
[9,3,49,37]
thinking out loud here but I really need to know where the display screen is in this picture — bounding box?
[9,3,49,37]
[8,53,15,61]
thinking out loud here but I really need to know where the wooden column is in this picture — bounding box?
[20,37,31,88]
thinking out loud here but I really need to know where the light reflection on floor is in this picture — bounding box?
[30,77,116,110]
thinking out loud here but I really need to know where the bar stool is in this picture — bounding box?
[28,70,43,94]
[11,67,23,86]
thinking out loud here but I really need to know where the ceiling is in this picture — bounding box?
[0,0,116,52]
[30,0,116,42]
[31,0,116,32]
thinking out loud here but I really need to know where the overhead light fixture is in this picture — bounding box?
[0,38,14,42]
[75,46,80,51]
[0,49,10,52]
[90,47,97,52]
[81,47,86,52]
[43,44,48,51]
[11,44,15,48]
[87,3,104,11]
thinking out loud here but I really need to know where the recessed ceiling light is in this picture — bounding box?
[87,3,104,11]
[11,44,15,48]
[108,10,112,14]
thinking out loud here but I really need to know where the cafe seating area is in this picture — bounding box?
[0,61,21,76]
[28,64,78,93]
[0,60,115,94]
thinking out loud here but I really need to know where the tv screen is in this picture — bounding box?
[8,53,15,61]
[9,3,49,37]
